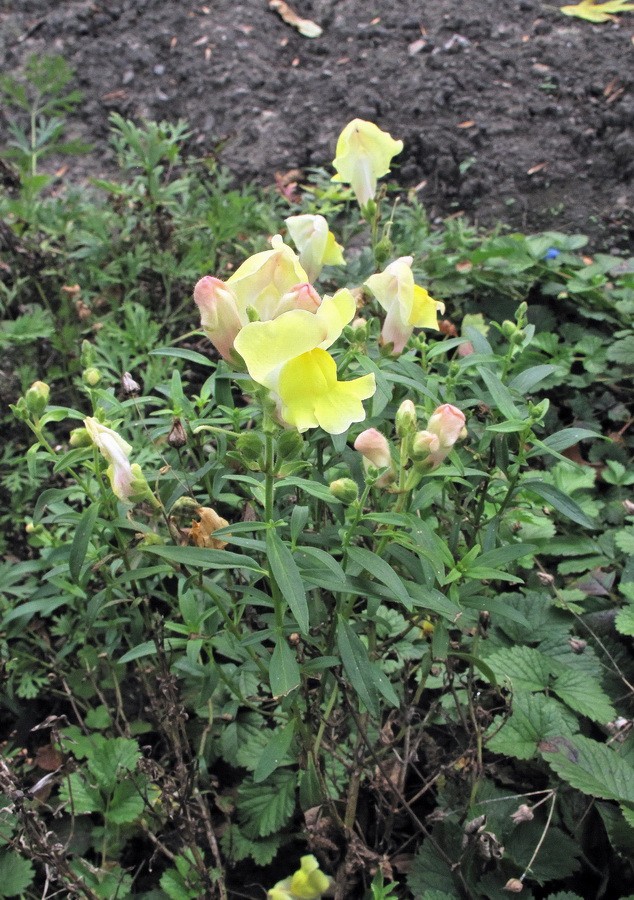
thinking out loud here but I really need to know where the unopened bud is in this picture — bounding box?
[24,381,50,416]
[236,432,264,462]
[623,499,634,515]
[529,398,549,421]
[411,429,440,462]
[503,879,524,893]
[69,427,91,448]
[374,236,393,269]
[329,478,359,504]
[568,637,587,654]
[277,429,304,460]
[501,320,518,339]
[354,428,391,469]
[168,418,187,449]
[80,339,95,368]
[83,367,101,387]
[352,316,368,338]
[121,371,140,395]
[395,399,417,437]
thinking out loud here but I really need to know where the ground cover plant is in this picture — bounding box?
[1,63,634,900]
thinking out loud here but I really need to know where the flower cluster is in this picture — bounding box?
[193,119,445,436]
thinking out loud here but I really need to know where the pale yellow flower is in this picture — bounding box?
[234,290,375,434]
[332,119,403,207]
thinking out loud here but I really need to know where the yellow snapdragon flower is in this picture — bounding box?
[332,119,403,208]
[285,214,345,282]
[365,256,444,354]
[268,855,332,900]
[234,290,375,434]
[227,234,309,320]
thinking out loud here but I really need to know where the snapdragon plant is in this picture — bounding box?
[8,119,630,900]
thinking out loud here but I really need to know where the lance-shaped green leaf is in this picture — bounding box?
[266,529,309,634]
[347,545,412,610]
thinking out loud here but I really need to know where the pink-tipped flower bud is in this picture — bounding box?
[416,404,467,470]
[427,404,467,448]
[354,428,392,469]
[272,282,321,317]
[194,276,245,363]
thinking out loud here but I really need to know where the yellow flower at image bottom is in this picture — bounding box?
[278,348,375,434]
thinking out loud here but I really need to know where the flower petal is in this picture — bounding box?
[227,234,308,320]
[278,348,375,434]
[234,310,328,388]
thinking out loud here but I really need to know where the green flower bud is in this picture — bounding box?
[374,236,393,269]
[24,381,50,416]
[83,367,101,387]
[277,429,304,460]
[395,399,417,438]
[80,339,95,368]
[329,478,359,504]
[237,432,264,462]
[501,320,518,339]
[529,398,549,421]
[69,427,92,448]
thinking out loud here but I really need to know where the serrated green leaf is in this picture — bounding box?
[107,777,146,824]
[542,734,634,804]
[606,335,634,363]
[0,850,34,897]
[160,868,198,900]
[59,772,105,814]
[221,713,268,770]
[615,528,634,555]
[237,769,296,837]
[347,545,412,610]
[597,801,634,858]
[88,737,141,789]
[552,667,615,723]
[486,646,552,691]
[266,529,309,633]
[253,720,296,783]
[220,825,282,865]
[616,604,634,637]
[488,692,578,759]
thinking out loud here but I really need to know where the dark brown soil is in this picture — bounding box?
[1,0,634,247]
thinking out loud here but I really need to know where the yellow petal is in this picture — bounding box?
[409,285,445,329]
[315,289,356,348]
[234,310,328,387]
[278,348,375,434]
[227,235,308,320]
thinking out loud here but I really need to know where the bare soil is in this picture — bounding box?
[1,0,634,246]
